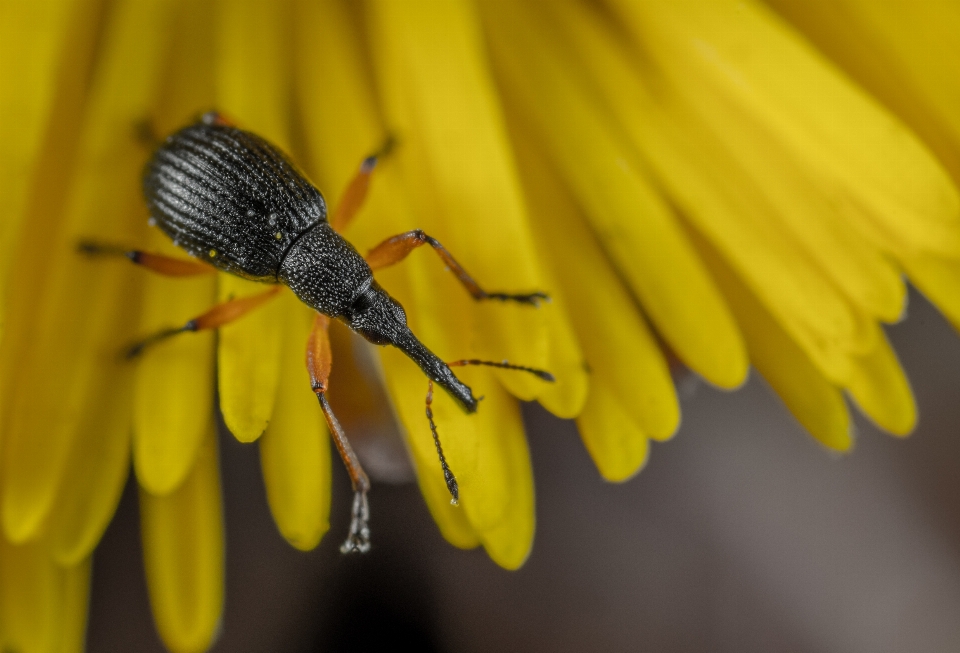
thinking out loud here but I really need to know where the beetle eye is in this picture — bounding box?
[349,287,375,316]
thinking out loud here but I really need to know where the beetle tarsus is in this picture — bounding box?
[365,134,397,168]
[480,290,550,306]
[340,490,371,554]
[124,325,189,359]
[77,240,129,258]
[366,230,551,308]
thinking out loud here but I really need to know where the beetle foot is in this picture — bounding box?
[484,291,550,306]
[340,490,371,554]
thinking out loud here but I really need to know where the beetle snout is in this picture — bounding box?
[392,330,479,414]
[345,282,478,413]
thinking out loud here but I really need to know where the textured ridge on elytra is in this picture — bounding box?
[143,122,327,281]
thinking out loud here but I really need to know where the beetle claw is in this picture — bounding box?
[340,490,371,554]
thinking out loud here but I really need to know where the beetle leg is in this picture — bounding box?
[306,313,372,554]
[366,230,549,305]
[329,136,395,233]
[78,241,215,277]
[125,286,281,358]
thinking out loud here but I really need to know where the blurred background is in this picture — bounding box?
[86,287,960,652]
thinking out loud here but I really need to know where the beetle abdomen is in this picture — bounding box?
[143,120,327,281]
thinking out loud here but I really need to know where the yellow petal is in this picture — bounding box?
[381,346,479,549]
[522,121,657,479]
[467,380,535,570]
[533,295,589,420]
[260,294,331,551]
[0,540,57,653]
[134,249,216,493]
[635,101,877,384]
[294,0,383,194]
[608,0,960,260]
[576,381,650,483]
[41,364,132,565]
[481,0,747,389]
[213,0,294,442]
[133,0,217,495]
[0,0,107,449]
[141,427,224,653]
[527,0,880,388]
[548,0,905,328]
[904,253,960,334]
[216,277,285,442]
[368,0,550,401]
[56,557,91,653]
[0,539,90,653]
[0,0,105,396]
[1,0,175,543]
[214,0,293,146]
[0,0,76,301]
[513,127,680,442]
[765,0,960,184]
[847,332,917,437]
[690,227,852,451]
[154,0,216,133]
[293,0,416,260]
[673,104,905,325]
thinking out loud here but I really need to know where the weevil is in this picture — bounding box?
[82,112,552,553]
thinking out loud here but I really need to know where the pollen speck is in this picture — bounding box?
[274,232,282,240]
[209,249,217,257]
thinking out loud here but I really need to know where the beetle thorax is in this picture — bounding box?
[278,223,375,318]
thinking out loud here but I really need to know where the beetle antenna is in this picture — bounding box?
[426,379,459,505]
[424,359,554,505]
[448,359,556,382]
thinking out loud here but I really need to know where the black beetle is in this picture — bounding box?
[83,112,552,553]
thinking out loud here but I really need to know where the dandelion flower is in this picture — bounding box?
[2,0,960,651]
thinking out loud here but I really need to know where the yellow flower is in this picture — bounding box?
[2,0,959,651]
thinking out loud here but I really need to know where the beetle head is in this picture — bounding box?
[344,281,478,413]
